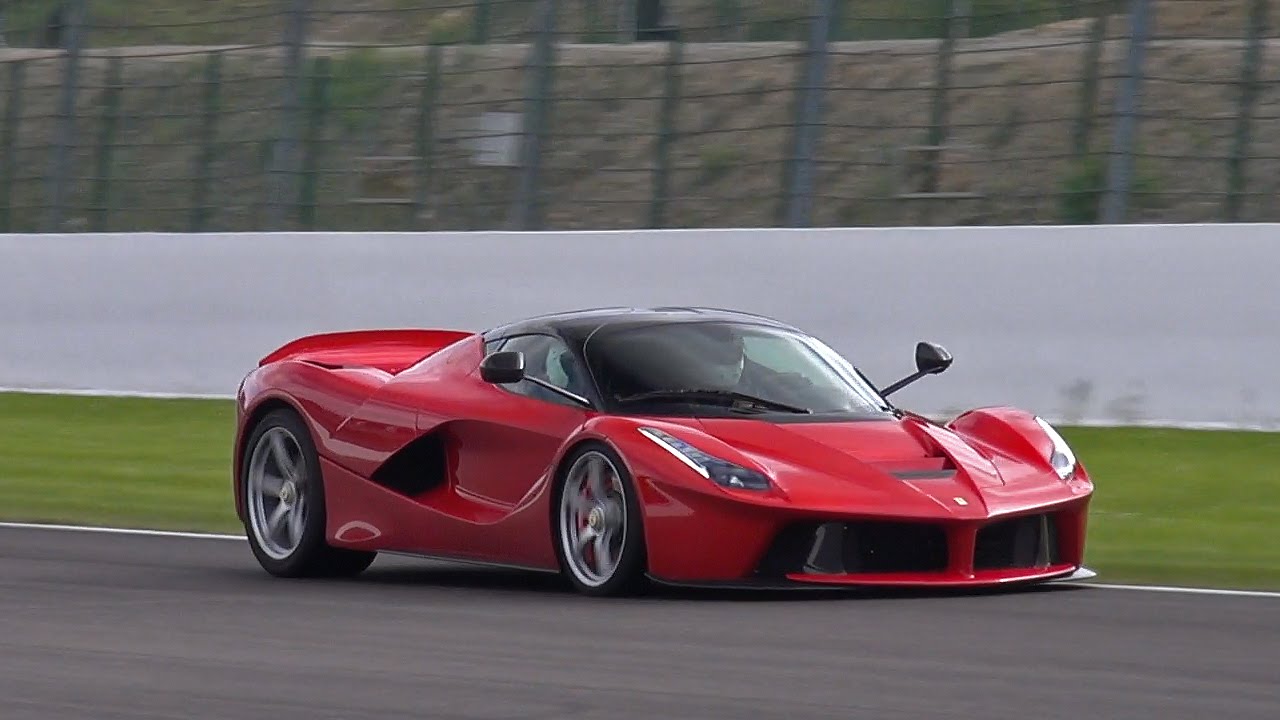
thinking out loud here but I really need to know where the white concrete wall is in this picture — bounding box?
[2,225,1277,428]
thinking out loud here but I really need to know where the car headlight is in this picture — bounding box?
[638,427,772,490]
[1034,416,1077,481]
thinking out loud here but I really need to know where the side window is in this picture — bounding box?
[498,334,591,406]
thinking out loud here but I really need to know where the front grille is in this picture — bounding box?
[974,513,1060,570]
[755,513,1063,580]
[756,520,949,577]
[844,521,949,573]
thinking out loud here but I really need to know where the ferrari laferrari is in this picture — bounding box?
[232,306,1095,596]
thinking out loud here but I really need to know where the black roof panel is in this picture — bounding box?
[483,306,798,348]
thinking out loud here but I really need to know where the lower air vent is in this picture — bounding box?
[756,520,949,577]
[844,521,949,573]
[974,513,1060,570]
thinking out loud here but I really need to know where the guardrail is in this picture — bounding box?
[2,225,1276,429]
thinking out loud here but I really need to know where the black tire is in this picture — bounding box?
[552,442,649,597]
[240,407,376,578]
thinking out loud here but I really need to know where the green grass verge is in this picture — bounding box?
[0,392,239,532]
[1,391,1277,590]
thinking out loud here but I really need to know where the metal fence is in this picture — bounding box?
[0,0,1275,233]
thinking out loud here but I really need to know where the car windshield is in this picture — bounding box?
[583,321,892,417]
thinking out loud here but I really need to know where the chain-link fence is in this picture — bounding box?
[0,0,1275,232]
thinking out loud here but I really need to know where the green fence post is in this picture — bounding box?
[784,0,836,227]
[1071,10,1109,159]
[411,44,442,228]
[583,0,602,41]
[923,0,966,196]
[472,0,491,43]
[298,56,331,230]
[716,0,744,41]
[190,52,223,233]
[44,0,87,232]
[267,0,310,230]
[617,0,636,42]
[648,37,683,229]
[1225,0,1267,222]
[509,0,558,230]
[1100,0,1152,224]
[0,60,25,233]
[89,56,123,233]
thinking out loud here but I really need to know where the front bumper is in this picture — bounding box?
[756,509,1087,586]
[639,475,1092,588]
[646,565,1098,591]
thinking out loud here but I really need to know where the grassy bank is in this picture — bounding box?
[1,391,1277,590]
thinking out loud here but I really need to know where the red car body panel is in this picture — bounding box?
[233,317,1095,589]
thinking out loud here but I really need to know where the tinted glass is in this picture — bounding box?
[583,321,890,416]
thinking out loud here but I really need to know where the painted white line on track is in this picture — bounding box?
[0,387,235,400]
[1065,582,1280,599]
[0,521,243,541]
[2,521,1279,598]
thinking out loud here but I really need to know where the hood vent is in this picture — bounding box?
[890,468,958,480]
[872,455,958,481]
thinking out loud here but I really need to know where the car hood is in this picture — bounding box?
[682,415,1025,517]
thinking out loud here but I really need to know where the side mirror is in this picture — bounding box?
[879,341,954,398]
[480,350,525,384]
[915,341,953,375]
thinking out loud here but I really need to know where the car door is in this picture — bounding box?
[447,333,594,508]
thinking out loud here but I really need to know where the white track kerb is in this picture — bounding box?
[2,521,1277,599]
[0,521,244,541]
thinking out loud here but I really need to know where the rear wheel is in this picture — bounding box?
[553,443,647,597]
[242,408,376,578]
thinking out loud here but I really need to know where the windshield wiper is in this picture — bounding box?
[613,389,812,414]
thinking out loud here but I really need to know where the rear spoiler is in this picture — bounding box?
[259,328,476,374]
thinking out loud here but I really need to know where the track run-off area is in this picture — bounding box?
[1,522,1276,720]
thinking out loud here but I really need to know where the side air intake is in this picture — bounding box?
[369,432,448,497]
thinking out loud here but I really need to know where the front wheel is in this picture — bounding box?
[553,443,648,597]
[241,408,376,578]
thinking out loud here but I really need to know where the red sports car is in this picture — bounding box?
[232,307,1095,596]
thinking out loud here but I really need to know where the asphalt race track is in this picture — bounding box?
[2,526,1277,720]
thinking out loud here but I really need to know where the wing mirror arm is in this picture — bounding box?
[878,341,953,398]
[524,376,594,408]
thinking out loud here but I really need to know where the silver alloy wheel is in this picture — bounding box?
[559,451,628,588]
[246,426,309,561]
